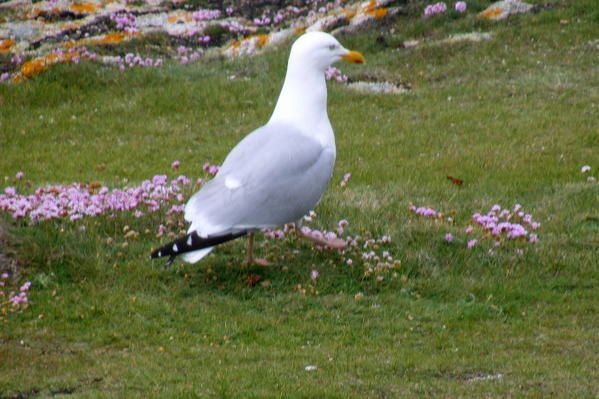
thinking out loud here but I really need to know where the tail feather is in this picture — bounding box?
[151,231,247,263]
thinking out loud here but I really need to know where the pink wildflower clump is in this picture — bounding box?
[178,46,204,64]
[11,54,23,65]
[325,67,348,83]
[424,2,447,16]
[192,9,221,21]
[455,1,467,13]
[254,15,272,26]
[471,203,540,243]
[202,162,220,176]
[0,174,193,223]
[171,160,180,170]
[1,274,32,318]
[410,205,439,218]
[273,11,286,24]
[110,11,137,33]
[115,53,163,70]
[197,35,211,45]
[411,202,541,251]
[220,20,249,34]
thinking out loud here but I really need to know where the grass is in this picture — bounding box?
[1,0,598,397]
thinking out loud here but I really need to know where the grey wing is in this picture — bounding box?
[184,123,335,236]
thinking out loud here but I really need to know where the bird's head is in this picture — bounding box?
[288,31,365,73]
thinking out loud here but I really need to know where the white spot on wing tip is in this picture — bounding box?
[187,236,192,246]
[173,244,178,252]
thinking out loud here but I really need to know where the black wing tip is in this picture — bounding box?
[150,230,248,263]
[150,248,163,259]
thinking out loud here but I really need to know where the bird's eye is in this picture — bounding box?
[328,44,336,50]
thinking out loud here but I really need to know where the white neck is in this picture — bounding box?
[268,62,331,139]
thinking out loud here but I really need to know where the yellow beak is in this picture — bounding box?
[342,50,365,64]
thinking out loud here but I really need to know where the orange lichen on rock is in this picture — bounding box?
[82,31,136,46]
[256,34,269,48]
[366,7,388,20]
[480,7,503,19]
[342,9,357,20]
[70,2,97,14]
[364,0,377,12]
[99,32,127,44]
[21,57,49,78]
[0,38,15,52]
[19,51,80,79]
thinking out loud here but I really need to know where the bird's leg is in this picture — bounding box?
[244,232,270,267]
[164,255,176,269]
[295,226,346,249]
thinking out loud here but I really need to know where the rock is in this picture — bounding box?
[479,0,534,21]
[0,0,399,81]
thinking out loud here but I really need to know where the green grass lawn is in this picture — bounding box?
[1,1,598,397]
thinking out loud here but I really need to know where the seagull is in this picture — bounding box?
[151,31,364,267]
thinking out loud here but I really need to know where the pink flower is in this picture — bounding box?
[20,281,31,292]
[444,233,453,242]
[424,2,447,16]
[192,9,221,21]
[455,1,467,13]
[324,231,337,241]
[254,16,271,26]
[467,239,477,249]
[1,273,9,279]
[412,206,438,218]
[208,165,219,176]
[198,36,211,45]
[11,54,22,64]
[310,270,319,281]
[326,67,348,84]
[529,234,538,243]
[15,171,25,180]
[171,160,180,169]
